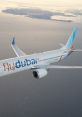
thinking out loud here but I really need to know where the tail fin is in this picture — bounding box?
[65,28,78,49]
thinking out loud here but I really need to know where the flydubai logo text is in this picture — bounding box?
[3,59,37,71]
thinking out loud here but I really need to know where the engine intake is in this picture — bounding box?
[33,69,48,79]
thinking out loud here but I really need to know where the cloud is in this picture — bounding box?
[2,8,75,22]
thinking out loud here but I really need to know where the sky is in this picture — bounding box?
[0,0,82,22]
[0,0,82,11]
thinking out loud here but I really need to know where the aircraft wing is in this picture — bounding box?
[34,65,82,69]
[72,49,82,52]
[46,65,82,69]
[11,37,26,57]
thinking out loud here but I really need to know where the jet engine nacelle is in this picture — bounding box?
[33,69,48,79]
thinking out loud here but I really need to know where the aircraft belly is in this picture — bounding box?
[39,56,61,65]
[48,57,61,63]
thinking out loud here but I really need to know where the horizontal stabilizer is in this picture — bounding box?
[59,43,64,47]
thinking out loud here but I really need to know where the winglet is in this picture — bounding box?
[12,37,16,45]
[11,36,26,57]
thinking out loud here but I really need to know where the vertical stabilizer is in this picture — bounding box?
[65,28,78,49]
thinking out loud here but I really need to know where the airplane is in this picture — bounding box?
[0,28,82,79]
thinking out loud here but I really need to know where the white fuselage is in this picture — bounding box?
[0,48,70,77]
